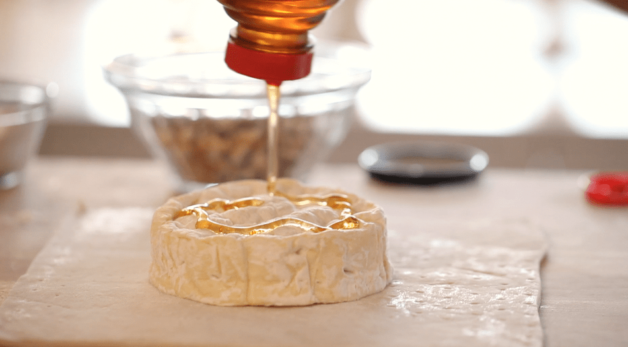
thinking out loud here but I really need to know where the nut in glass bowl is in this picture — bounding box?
[104,45,370,192]
[0,81,52,190]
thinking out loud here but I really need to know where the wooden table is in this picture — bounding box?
[1,157,627,346]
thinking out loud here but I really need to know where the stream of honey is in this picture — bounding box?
[176,83,362,235]
[176,192,361,235]
[266,84,280,196]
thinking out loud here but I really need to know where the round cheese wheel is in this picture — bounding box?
[149,179,393,306]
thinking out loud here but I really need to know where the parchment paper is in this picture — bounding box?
[0,207,547,347]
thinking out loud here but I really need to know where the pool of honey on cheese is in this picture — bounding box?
[175,190,362,236]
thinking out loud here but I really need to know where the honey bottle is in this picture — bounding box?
[216,0,340,85]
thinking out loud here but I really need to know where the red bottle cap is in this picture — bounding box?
[225,41,313,86]
[585,172,628,205]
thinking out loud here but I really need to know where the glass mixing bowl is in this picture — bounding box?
[104,46,370,192]
[0,81,51,190]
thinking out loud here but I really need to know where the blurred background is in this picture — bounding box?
[1,0,627,170]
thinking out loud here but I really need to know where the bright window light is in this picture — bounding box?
[82,0,235,126]
[356,0,554,136]
[560,0,628,138]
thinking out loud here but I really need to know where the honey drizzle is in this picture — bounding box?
[176,193,362,235]
[266,83,280,196]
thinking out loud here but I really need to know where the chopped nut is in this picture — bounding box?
[142,108,350,184]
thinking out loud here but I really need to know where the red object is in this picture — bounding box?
[225,41,313,86]
[586,172,628,205]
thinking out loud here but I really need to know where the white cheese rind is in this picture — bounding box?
[149,179,393,306]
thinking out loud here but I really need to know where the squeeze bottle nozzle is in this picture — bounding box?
[216,0,340,85]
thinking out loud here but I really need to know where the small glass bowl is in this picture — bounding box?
[104,45,370,192]
[0,81,51,190]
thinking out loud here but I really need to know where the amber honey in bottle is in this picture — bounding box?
[216,0,340,85]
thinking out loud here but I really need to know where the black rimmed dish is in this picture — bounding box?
[358,142,489,185]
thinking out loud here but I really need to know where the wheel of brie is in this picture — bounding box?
[149,178,393,306]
